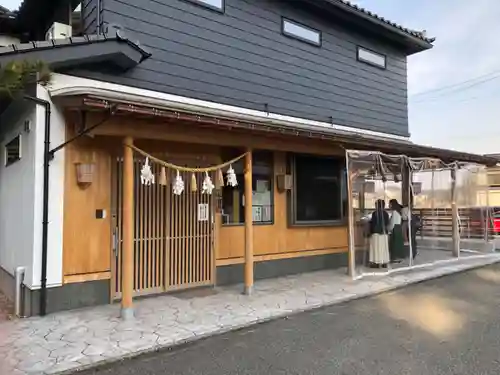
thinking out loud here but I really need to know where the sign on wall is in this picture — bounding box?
[197,203,209,222]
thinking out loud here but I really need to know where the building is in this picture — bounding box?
[0,0,496,317]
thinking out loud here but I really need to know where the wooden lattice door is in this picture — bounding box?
[111,156,215,299]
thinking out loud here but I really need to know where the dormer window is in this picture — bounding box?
[282,18,321,47]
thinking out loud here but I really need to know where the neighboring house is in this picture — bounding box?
[485,153,500,208]
[0,5,20,46]
[0,0,496,317]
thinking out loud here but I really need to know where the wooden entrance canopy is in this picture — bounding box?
[62,95,498,168]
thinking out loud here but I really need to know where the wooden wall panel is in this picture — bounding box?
[63,119,112,278]
[217,151,349,261]
[63,126,223,280]
[63,114,348,275]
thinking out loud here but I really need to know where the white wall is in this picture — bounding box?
[31,85,66,289]
[0,84,67,290]
[0,104,37,287]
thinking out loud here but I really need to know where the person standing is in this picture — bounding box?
[368,199,390,268]
[388,199,406,263]
[402,206,420,259]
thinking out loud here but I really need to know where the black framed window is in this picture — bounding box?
[282,18,321,46]
[291,154,347,224]
[185,0,224,12]
[221,150,274,225]
[357,46,386,69]
[4,135,21,167]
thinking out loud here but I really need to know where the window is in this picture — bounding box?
[488,169,500,187]
[357,46,386,69]
[186,0,224,12]
[291,155,347,224]
[282,18,321,46]
[221,151,274,225]
[4,135,21,166]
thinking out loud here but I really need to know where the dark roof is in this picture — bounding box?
[0,28,151,70]
[10,0,80,41]
[307,0,434,54]
[0,5,12,14]
[485,154,500,163]
[326,0,434,42]
[0,5,19,35]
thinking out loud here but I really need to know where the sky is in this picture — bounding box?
[2,0,500,155]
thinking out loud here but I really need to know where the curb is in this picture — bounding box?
[52,257,500,375]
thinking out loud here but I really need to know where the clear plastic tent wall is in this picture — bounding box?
[346,150,494,279]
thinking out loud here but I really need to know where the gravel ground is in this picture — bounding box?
[80,264,500,375]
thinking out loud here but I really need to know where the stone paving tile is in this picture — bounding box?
[0,290,13,322]
[0,254,499,375]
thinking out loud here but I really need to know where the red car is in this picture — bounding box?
[492,212,500,235]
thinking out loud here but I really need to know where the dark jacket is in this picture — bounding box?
[370,210,389,235]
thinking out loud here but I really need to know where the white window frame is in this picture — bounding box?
[282,18,321,47]
[185,0,224,12]
[357,46,386,69]
[4,134,22,167]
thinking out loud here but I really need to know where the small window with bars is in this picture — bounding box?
[4,135,21,167]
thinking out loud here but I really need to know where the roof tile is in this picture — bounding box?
[0,28,151,61]
[327,0,434,43]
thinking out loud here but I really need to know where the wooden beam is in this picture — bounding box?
[63,271,111,284]
[121,136,135,319]
[244,150,254,295]
[91,119,344,156]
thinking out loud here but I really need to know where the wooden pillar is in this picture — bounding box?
[244,150,254,295]
[121,136,135,319]
[451,167,460,257]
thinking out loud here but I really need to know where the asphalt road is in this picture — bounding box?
[81,264,500,375]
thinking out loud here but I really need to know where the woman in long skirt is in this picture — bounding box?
[388,199,406,263]
[368,199,390,268]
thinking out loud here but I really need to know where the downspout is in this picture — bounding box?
[24,94,51,316]
[96,0,101,34]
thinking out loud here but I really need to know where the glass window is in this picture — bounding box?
[357,47,386,69]
[186,0,224,11]
[221,151,274,225]
[292,154,346,224]
[282,19,321,46]
[4,135,21,167]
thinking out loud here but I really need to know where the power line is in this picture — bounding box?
[410,69,500,98]
[411,76,500,104]
[411,89,500,106]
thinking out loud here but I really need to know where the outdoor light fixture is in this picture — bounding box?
[75,162,95,188]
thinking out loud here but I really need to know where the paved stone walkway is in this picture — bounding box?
[1,254,499,375]
[0,290,13,322]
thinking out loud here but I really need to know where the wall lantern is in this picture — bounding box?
[75,162,95,188]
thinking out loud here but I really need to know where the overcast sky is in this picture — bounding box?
[2,0,499,155]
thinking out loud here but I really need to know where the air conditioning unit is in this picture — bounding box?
[45,22,72,40]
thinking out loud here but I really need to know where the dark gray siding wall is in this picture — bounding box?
[84,0,409,136]
[81,0,103,34]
